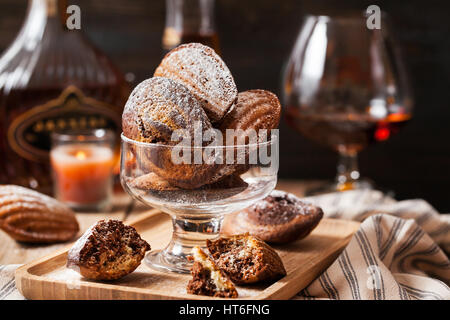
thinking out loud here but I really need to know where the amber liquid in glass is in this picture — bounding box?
[285,108,411,153]
[162,0,220,54]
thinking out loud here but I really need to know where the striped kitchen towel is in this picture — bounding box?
[0,265,25,300]
[0,190,449,300]
[305,190,450,254]
[297,190,450,300]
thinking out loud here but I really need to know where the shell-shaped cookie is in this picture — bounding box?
[122,77,227,189]
[122,76,212,144]
[0,185,79,243]
[154,43,238,123]
[222,190,323,244]
[219,89,281,137]
[218,90,281,177]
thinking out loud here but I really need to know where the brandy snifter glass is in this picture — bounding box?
[283,13,413,194]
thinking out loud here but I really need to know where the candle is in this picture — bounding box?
[50,130,115,211]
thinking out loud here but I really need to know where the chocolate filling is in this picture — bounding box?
[78,220,150,266]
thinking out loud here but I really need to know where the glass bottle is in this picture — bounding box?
[162,0,220,54]
[0,0,130,194]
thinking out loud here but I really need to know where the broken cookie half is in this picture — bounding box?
[207,233,286,284]
[187,246,238,298]
[67,219,150,280]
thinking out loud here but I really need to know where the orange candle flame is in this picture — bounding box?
[75,150,87,160]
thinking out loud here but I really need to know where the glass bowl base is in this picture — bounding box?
[144,250,193,274]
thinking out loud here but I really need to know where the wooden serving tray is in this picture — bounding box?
[15,210,360,300]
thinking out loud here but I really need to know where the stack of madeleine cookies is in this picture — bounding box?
[122,43,281,192]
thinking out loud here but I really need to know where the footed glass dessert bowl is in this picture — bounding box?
[120,133,279,273]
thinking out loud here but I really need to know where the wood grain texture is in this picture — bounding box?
[15,210,360,300]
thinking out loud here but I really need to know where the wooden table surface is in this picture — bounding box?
[0,180,322,265]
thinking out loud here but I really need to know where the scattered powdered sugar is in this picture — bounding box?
[66,223,96,270]
[269,190,303,204]
[47,266,81,281]
[154,43,238,121]
[45,262,259,298]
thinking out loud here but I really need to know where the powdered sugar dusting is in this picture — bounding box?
[123,76,211,142]
[67,223,96,270]
[154,43,238,122]
[252,189,312,213]
[269,190,302,203]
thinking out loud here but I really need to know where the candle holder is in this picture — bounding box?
[50,129,115,212]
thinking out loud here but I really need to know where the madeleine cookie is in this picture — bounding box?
[219,89,281,140]
[207,234,286,284]
[129,173,248,203]
[122,77,225,189]
[187,246,238,298]
[0,185,79,243]
[218,90,281,176]
[154,43,238,122]
[122,76,212,144]
[222,190,323,244]
[67,220,150,280]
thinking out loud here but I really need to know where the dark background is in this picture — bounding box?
[1,0,449,211]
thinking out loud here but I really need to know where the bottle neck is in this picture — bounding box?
[166,0,215,34]
[43,0,59,17]
[25,0,68,28]
[163,0,217,51]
